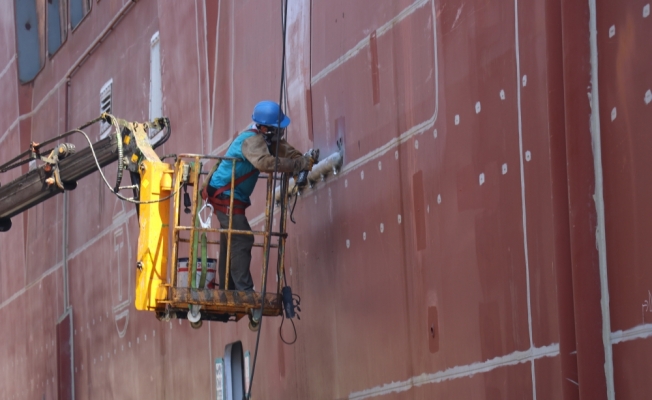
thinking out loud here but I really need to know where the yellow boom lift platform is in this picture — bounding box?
[0,114,301,330]
[136,152,293,329]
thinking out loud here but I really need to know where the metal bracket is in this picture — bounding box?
[42,143,76,190]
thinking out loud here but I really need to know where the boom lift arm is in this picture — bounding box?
[0,114,171,232]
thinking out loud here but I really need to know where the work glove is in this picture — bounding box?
[294,156,313,174]
[303,149,319,170]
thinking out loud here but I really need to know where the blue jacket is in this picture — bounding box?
[209,131,260,204]
[209,130,307,204]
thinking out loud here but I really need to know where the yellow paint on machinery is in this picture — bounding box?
[135,160,173,310]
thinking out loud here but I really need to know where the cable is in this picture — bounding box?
[109,116,125,193]
[279,313,298,345]
[70,128,181,205]
[0,117,104,173]
[277,174,290,284]
[280,291,300,344]
[0,116,169,174]
[151,117,172,149]
[160,154,178,162]
[289,186,299,223]
[247,1,289,398]
[308,0,315,139]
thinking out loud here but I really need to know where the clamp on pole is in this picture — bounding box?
[43,143,77,190]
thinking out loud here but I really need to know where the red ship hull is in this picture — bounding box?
[1,0,651,399]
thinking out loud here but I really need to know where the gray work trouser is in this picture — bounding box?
[217,210,254,291]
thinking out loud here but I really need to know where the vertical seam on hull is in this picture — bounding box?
[195,0,205,153]
[230,8,235,139]
[513,0,536,397]
[588,0,615,397]
[202,0,212,153]
[431,0,439,126]
[208,321,213,400]
[210,1,222,154]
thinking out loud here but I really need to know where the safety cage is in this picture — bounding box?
[135,153,291,330]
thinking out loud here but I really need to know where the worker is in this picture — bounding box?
[202,100,313,291]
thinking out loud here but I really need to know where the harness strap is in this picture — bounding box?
[210,196,249,215]
[201,169,257,215]
[212,169,257,197]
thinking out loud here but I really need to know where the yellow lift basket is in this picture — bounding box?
[135,153,290,329]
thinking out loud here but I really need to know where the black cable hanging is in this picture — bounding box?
[279,292,300,345]
[247,0,289,398]
[289,188,299,223]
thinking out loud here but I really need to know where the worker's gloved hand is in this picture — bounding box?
[303,149,319,170]
[305,155,315,171]
[294,156,313,174]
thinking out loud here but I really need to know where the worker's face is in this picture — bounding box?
[262,126,285,141]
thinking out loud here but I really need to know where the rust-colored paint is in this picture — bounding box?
[597,0,652,395]
[427,306,439,353]
[205,0,219,116]
[56,310,73,400]
[305,87,314,142]
[369,30,380,106]
[2,0,652,398]
[545,0,579,397]
[167,288,283,316]
[335,115,345,145]
[17,84,33,248]
[278,335,286,379]
[561,0,609,398]
[412,169,426,251]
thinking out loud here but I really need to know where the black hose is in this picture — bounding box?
[152,117,172,149]
[70,128,181,205]
[111,117,124,193]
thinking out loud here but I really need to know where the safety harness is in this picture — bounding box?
[201,169,257,215]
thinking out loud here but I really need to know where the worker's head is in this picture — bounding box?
[252,101,290,141]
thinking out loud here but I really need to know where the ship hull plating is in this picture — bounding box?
[0,0,651,399]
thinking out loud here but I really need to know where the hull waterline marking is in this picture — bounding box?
[348,344,560,400]
[610,324,652,345]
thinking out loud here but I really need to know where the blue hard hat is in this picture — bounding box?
[252,101,291,128]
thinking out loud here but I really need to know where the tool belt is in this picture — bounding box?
[201,170,255,215]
